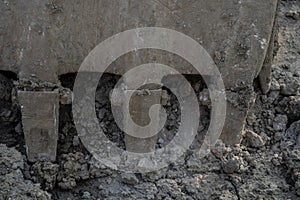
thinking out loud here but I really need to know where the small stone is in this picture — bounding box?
[244,130,266,148]
[285,120,300,144]
[60,89,73,105]
[246,113,256,126]
[223,156,241,174]
[120,173,139,185]
[199,89,211,106]
[82,191,91,199]
[158,138,164,145]
[273,115,288,131]
[285,10,300,20]
[270,79,280,91]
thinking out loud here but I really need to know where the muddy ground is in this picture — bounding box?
[0,0,300,199]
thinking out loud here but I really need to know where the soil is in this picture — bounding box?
[0,0,299,199]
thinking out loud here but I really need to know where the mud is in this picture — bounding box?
[0,0,300,199]
[0,144,51,199]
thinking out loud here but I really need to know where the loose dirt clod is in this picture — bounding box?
[244,129,266,148]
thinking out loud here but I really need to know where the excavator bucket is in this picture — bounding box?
[0,0,278,161]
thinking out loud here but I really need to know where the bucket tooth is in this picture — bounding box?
[123,89,162,153]
[18,91,59,162]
